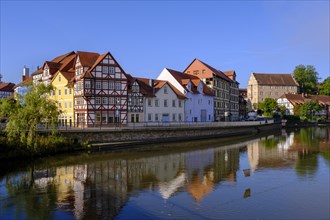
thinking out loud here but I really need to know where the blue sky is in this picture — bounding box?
[1,1,329,88]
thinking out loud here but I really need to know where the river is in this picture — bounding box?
[0,127,329,219]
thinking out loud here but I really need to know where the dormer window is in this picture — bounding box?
[76,68,82,76]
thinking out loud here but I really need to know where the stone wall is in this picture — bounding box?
[59,123,281,144]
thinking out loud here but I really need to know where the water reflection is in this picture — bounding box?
[1,127,329,219]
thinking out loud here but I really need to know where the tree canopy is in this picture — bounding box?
[299,99,321,120]
[319,77,330,96]
[259,98,278,116]
[0,83,60,150]
[293,65,319,95]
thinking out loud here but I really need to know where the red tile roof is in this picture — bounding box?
[253,73,298,86]
[136,77,155,97]
[165,68,214,96]
[51,51,75,63]
[76,51,100,67]
[279,94,330,106]
[195,59,232,82]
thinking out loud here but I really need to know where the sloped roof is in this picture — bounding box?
[253,73,298,86]
[59,54,76,72]
[165,68,214,96]
[0,82,15,92]
[13,76,33,89]
[135,78,155,97]
[31,67,43,76]
[89,52,108,71]
[154,79,186,99]
[279,94,330,106]
[76,51,100,67]
[51,51,75,63]
[195,59,232,82]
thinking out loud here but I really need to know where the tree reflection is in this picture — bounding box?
[292,127,330,178]
[4,167,57,220]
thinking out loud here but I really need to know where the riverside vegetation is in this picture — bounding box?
[0,83,77,159]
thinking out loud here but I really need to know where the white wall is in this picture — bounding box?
[144,83,185,123]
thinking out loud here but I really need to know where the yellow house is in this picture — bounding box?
[50,70,75,126]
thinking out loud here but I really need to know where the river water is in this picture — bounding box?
[0,127,329,219]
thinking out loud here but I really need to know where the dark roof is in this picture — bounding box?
[253,73,298,86]
[0,82,15,92]
[136,78,155,97]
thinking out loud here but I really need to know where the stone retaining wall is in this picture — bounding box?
[59,123,281,144]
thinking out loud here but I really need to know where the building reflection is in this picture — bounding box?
[247,127,330,172]
[3,127,329,219]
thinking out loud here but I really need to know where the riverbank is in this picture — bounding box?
[1,122,281,160]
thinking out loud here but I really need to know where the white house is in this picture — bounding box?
[157,68,215,122]
[137,78,186,123]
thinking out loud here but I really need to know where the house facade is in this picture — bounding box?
[138,78,186,123]
[157,68,214,122]
[127,74,149,123]
[184,59,239,121]
[73,51,128,126]
[50,70,75,126]
[248,73,298,109]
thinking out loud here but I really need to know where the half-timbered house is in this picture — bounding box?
[74,51,128,126]
[127,74,153,123]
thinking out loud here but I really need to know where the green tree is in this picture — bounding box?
[319,77,330,96]
[293,65,319,94]
[0,83,60,150]
[299,99,321,120]
[259,98,278,116]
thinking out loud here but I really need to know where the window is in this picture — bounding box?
[64,102,67,108]
[115,97,120,105]
[69,102,72,108]
[96,113,101,122]
[164,86,168,94]
[136,114,139,122]
[102,97,108,104]
[96,81,101,89]
[193,70,199,75]
[172,100,176,107]
[148,113,152,121]
[115,82,121,91]
[155,99,159,107]
[58,103,62,108]
[148,99,152,107]
[109,66,115,73]
[260,91,263,96]
[179,113,182,121]
[69,89,72,94]
[179,100,182,107]
[58,75,61,82]
[102,66,109,73]
[164,99,168,107]
[109,81,114,90]
[96,97,101,104]
[172,113,176,121]
[58,89,61,96]
[102,82,108,89]
[109,97,114,104]
[131,114,135,123]
[64,89,67,95]
[155,114,159,121]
